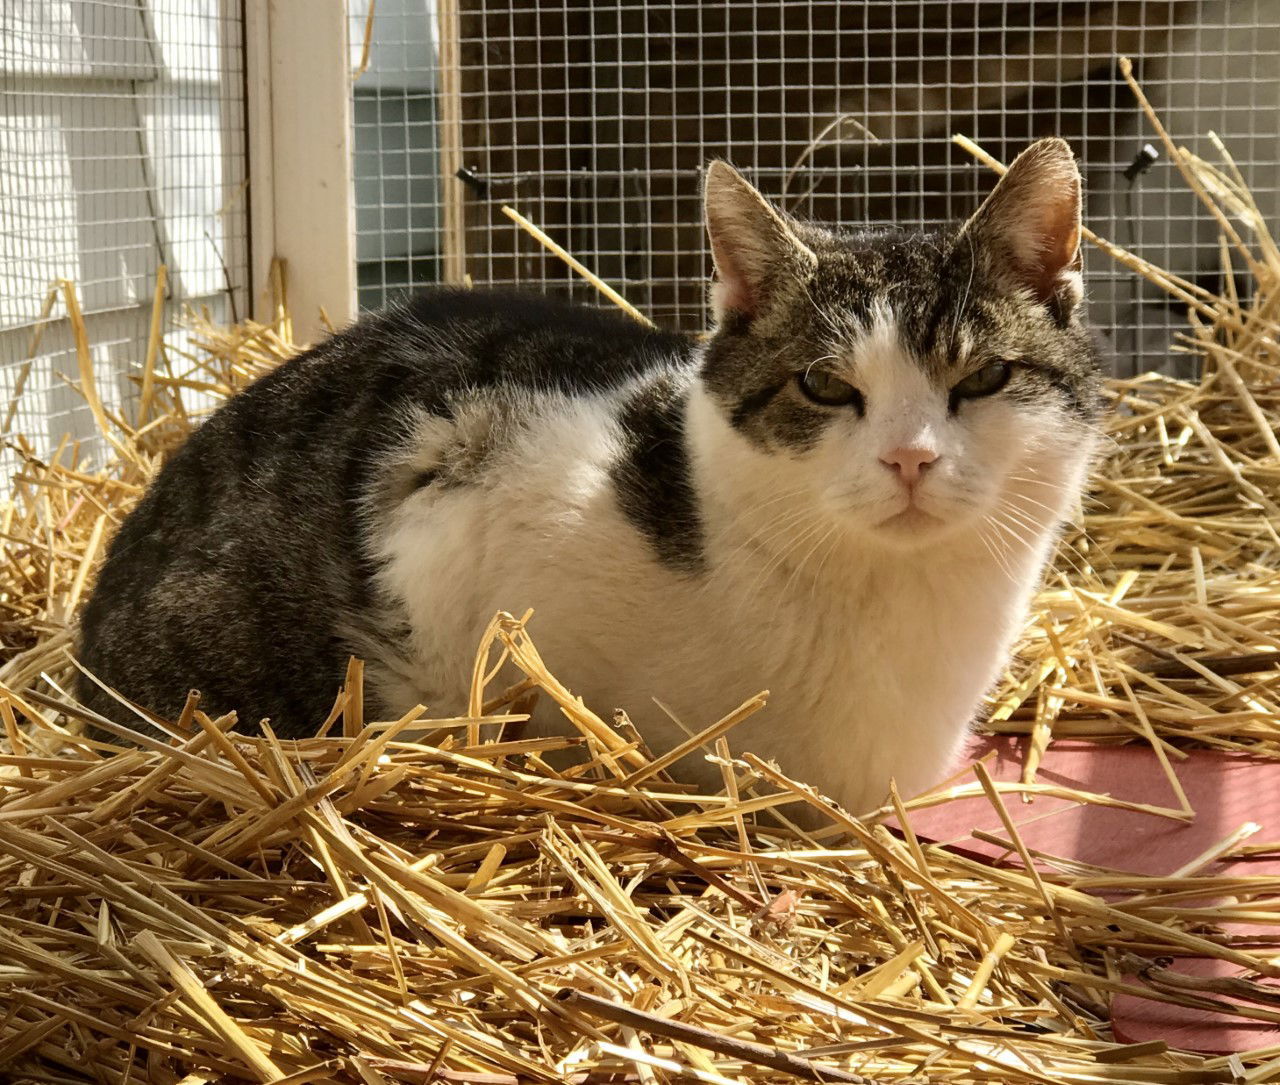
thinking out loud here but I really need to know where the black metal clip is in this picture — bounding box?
[455,166,488,197]
[1123,143,1160,182]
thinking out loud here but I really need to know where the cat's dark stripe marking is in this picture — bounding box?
[1029,365,1096,418]
[730,379,787,429]
[611,377,705,575]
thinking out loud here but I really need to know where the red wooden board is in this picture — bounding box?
[902,736,1280,1054]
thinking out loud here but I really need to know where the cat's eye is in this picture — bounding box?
[951,361,1013,404]
[798,369,864,410]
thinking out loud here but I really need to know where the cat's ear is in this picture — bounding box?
[704,160,817,324]
[961,138,1083,311]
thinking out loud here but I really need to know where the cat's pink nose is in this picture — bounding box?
[879,446,939,484]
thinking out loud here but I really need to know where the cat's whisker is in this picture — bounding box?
[808,527,846,607]
[988,503,1098,588]
[981,514,1025,555]
[719,508,813,555]
[782,522,841,597]
[983,510,1038,561]
[1001,492,1108,572]
[708,496,819,559]
[995,509,1085,582]
[1000,485,1115,574]
[767,516,830,575]
[990,495,1039,531]
[707,518,825,600]
[739,516,830,602]
[975,520,1021,586]
[769,515,838,576]
[997,490,1076,538]
[1003,473,1064,491]
[993,500,1047,537]
[1089,427,1124,455]
[703,489,811,547]
[977,531,1018,588]
[702,505,823,603]
[700,486,813,548]
[1002,486,1064,514]
[705,485,810,522]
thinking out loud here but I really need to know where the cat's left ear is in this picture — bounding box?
[961,138,1083,312]
[704,161,817,325]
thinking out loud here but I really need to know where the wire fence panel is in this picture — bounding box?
[352,0,1280,377]
[350,0,442,311]
[1,0,249,466]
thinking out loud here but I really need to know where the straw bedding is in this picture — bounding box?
[2,68,1279,1083]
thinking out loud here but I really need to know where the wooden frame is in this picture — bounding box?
[436,0,467,284]
[244,0,357,341]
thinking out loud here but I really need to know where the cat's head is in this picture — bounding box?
[697,138,1103,550]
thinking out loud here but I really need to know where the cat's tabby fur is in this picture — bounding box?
[78,138,1102,816]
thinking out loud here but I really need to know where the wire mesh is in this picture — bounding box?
[352,0,1280,377]
[1,0,249,466]
[350,0,442,311]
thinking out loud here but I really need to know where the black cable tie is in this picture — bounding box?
[1123,143,1160,182]
[455,166,488,197]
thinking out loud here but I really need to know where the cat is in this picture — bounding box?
[77,137,1102,818]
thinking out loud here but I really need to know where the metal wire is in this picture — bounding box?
[352,0,1280,377]
[350,0,442,310]
[0,0,249,464]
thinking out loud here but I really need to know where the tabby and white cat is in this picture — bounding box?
[78,138,1102,816]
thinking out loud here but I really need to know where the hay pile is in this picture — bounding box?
[5,628,1280,1085]
[2,68,1280,1082]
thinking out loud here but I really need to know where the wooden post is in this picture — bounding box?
[436,0,467,284]
[244,0,357,341]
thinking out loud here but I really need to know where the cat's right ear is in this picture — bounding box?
[704,161,817,325]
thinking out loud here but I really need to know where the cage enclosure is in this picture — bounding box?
[5,2,1280,1081]
[423,0,1280,377]
[5,0,1280,462]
